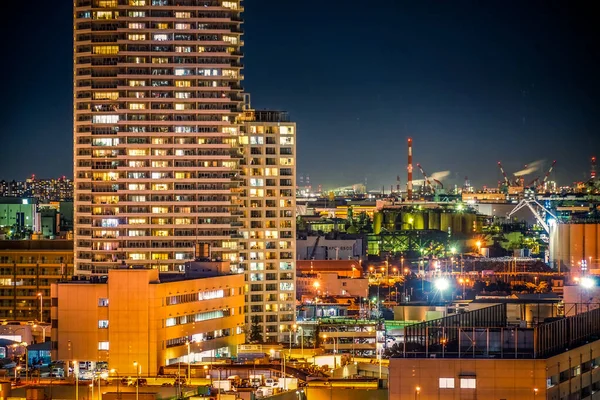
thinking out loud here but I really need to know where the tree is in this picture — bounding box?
[248,316,264,343]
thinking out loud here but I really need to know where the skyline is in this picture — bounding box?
[2,1,599,189]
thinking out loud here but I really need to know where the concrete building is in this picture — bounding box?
[296,236,364,261]
[388,303,600,400]
[51,265,245,376]
[73,0,245,274]
[0,197,40,237]
[237,109,296,343]
[297,272,368,299]
[0,240,73,322]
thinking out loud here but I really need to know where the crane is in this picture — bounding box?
[497,162,511,187]
[416,163,434,193]
[539,160,556,191]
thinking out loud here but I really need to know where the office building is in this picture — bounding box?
[73,0,245,274]
[0,240,73,322]
[51,265,245,376]
[237,109,296,343]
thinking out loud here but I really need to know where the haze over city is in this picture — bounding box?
[2,1,599,189]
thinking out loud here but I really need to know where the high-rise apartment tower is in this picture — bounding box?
[74,0,245,274]
[73,0,296,339]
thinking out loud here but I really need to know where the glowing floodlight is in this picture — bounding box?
[434,278,450,291]
[580,277,595,289]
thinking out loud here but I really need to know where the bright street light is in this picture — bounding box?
[581,277,595,289]
[434,278,450,291]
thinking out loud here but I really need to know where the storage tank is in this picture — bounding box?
[584,224,597,269]
[548,221,559,268]
[428,210,441,230]
[373,212,383,235]
[413,213,425,230]
[451,215,463,236]
[569,224,584,270]
[597,223,600,270]
[559,224,570,271]
[441,212,452,234]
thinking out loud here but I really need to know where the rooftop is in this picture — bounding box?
[390,303,600,360]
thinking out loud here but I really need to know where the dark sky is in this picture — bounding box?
[2,0,599,190]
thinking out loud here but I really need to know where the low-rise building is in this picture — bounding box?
[51,264,245,376]
[388,303,600,399]
[0,240,73,322]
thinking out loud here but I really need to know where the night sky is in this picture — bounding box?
[2,1,599,190]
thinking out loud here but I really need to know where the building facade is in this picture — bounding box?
[238,109,296,343]
[388,304,600,400]
[73,0,245,274]
[51,267,245,376]
[0,240,73,322]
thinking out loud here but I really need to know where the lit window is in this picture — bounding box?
[175,11,191,18]
[98,320,109,329]
[153,34,169,41]
[129,103,146,110]
[93,45,119,55]
[222,35,238,45]
[175,23,190,30]
[92,115,119,124]
[222,1,238,9]
[175,80,191,87]
[460,378,476,389]
[439,378,455,389]
[280,126,294,135]
[129,253,147,260]
[94,11,116,20]
[94,92,119,100]
[128,11,146,17]
[129,80,146,87]
[128,149,147,156]
[128,34,147,41]
[98,298,109,307]
[98,342,109,350]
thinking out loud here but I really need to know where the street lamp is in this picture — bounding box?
[321,334,337,355]
[476,241,481,255]
[37,292,43,323]
[110,369,120,400]
[434,278,450,302]
[185,340,193,382]
[74,360,79,400]
[534,388,539,398]
[13,342,28,383]
[297,326,304,357]
[133,361,140,400]
[290,324,297,355]
[14,366,21,380]
[415,386,421,399]
[33,324,49,343]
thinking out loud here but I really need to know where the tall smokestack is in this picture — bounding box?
[407,137,413,199]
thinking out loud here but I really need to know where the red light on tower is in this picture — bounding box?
[407,138,413,200]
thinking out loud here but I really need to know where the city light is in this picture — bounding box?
[434,278,450,291]
[580,277,595,289]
